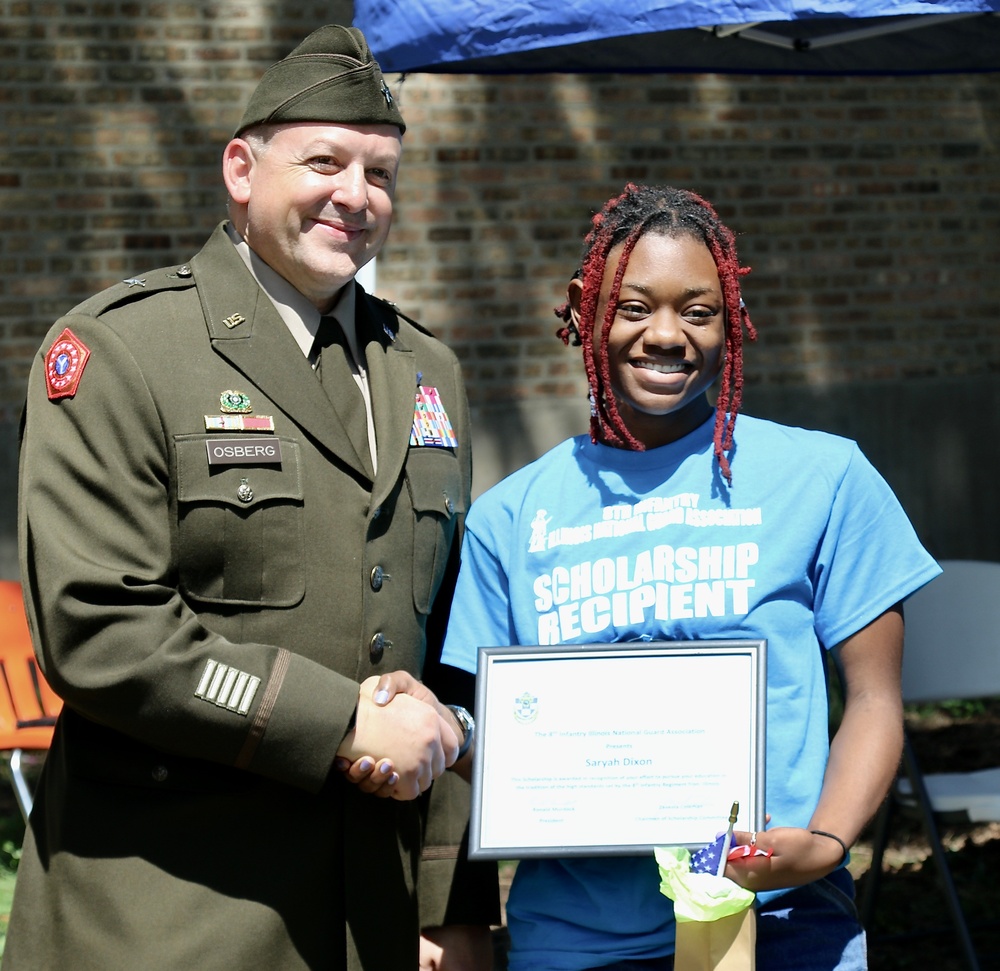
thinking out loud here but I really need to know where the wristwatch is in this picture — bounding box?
[445,704,475,761]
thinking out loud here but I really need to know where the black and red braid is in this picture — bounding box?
[556,183,756,484]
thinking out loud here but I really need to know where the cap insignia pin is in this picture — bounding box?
[220,390,252,414]
[381,80,393,107]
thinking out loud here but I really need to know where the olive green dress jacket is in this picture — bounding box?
[5,224,497,970]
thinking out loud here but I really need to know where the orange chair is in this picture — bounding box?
[0,580,62,820]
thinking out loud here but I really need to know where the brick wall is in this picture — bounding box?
[1,2,998,576]
[0,1,354,576]
[381,70,1000,402]
[373,68,1000,560]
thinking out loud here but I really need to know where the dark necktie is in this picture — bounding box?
[312,315,372,477]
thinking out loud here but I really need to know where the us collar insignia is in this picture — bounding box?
[205,414,275,433]
[219,390,252,414]
[409,385,458,448]
[222,312,246,330]
[44,327,91,401]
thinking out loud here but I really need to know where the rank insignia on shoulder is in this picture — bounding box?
[205,414,275,433]
[409,385,458,448]
[219,390,252,414]
[44,327,91,401]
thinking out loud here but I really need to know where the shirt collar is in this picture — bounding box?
[225,223,357,359]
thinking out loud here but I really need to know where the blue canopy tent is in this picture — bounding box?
[354,0,1000,74]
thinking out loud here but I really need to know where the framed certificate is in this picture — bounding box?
[469,640,766,859]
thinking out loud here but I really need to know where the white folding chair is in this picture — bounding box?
[859,560,1000,971]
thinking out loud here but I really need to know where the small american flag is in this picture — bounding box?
[689,832,730,875]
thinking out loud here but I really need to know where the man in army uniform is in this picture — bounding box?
[6,24,497,971]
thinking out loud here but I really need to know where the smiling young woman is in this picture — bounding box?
[570,231,726,451]
[438,184,942,971]
[557,183,755,483]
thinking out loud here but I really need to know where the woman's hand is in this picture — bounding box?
[724,826,847,892]
[333,753,399,796]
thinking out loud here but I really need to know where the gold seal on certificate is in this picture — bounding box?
[469,640,766,859]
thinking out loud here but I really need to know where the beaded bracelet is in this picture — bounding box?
[810,829,849,864]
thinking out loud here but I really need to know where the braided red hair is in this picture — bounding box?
[556,184,756,484]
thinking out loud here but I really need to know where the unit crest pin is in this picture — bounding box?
[220,390,252,414]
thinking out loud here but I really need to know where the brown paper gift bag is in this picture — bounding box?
[674,906,756,971]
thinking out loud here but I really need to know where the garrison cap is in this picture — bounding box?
[234,24,405,137]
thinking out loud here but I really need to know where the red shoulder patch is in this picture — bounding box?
[44,327,91,401]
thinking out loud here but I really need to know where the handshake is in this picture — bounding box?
[335,671,472,800]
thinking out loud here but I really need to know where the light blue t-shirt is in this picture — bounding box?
[442,415,940,971]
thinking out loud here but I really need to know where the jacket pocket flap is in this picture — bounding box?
[175,435,303,508]
[405,447,464,518]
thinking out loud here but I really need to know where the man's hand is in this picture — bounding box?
[371,670,475,782]
[337,676,460,799]
[420,925,494,970]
